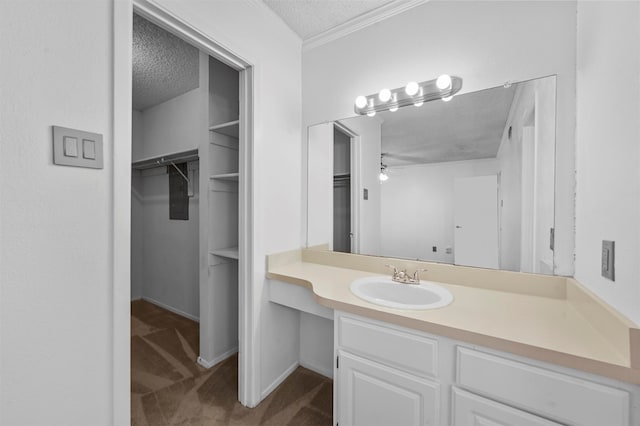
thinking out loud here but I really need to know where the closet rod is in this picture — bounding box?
[131,148,198,170]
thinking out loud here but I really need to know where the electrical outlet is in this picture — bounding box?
[601,240,615,281]
[363,188,368,200]
[432,246,437,252]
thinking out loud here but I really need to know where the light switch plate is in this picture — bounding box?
[53,126,103,169]
[602,240,615,281]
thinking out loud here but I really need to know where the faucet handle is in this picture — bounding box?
[385,264,399,278]
[412,268,427,282]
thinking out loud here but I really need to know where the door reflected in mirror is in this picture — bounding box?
[307,75,557,275]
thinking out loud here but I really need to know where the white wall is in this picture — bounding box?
[1,0,302,422]
[380,159,499,263]
[139,168,200,319]
[532,77,557,275]
[0,1,113,424]
[136,87,201,160]
[150,0,303,404]
[575,1,640,325]
[131,86,203,318]
[303,0,577,275]
[299,313,334,378]
[496,77,556,274]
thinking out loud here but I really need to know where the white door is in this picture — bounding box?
[307,122,334,248]
[452,387,562,426]
[454,175,499,268]
[337,351,439,426]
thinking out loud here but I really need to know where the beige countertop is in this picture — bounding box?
[267,248,640,385]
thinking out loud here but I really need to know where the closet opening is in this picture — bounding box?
[129,11,249,421]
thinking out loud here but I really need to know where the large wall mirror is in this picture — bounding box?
[307,75,558,275]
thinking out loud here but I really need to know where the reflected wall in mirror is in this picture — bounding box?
[307,75,557,274]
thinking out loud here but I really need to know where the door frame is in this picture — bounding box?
[333,121,361,254]
[112,0,256,423]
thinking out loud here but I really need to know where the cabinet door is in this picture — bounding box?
[452,387,562,426]
[337,351,439,426]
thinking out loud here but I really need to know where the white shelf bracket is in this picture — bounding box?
[158,159,190,184]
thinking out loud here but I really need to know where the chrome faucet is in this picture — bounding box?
[385,265,427,285]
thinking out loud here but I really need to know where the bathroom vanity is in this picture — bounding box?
[267,248,640,426]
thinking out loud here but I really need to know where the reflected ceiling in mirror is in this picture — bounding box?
[307,75,558,275]
[380,84,516,167]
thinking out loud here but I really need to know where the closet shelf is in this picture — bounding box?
[210,172,239,181]
[210,247,239,260]
[132,149,198,170]
[208,120,239,138]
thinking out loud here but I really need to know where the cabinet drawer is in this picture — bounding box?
[337,314,437,378]
[452,387,561,426]
[456,347,630,426]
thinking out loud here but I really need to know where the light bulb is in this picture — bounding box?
[436,74,452,90]
[442,96,453,102]
[367,111,376,117]
[405,81,419,96]
[389,105,398,112]
[355,95,367,109]
[379,171,389,182]
[414,100,424,107]
[378,88,391,102]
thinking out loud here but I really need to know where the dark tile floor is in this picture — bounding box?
[131,300,333,425]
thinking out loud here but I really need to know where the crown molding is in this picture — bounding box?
[302,0,429,52]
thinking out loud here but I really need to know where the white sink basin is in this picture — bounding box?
[350,276,454,310]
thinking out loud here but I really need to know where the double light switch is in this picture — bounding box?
[53,126,103,169]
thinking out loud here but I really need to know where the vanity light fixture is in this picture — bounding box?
[355,95,367,109]
[436,74,452,90]
[389,93,399,112]
[378,88,392,102]
[354,74,462,115]
[405,81,419,96]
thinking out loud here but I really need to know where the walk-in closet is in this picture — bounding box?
[130,12,242,411]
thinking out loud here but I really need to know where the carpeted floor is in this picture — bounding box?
[131,300,333,425]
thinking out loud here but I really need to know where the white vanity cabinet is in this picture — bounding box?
[334,311,637,426]
[337,352,439,426]
[335,313,441,426]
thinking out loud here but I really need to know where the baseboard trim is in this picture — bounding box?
[260,361,299,400]
[300,360,333,380]
[197,347,238,369]
[141,296,199,322]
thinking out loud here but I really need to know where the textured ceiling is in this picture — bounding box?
[132,14,199,111]
[263,0,396,39]
[352,85,517,167]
